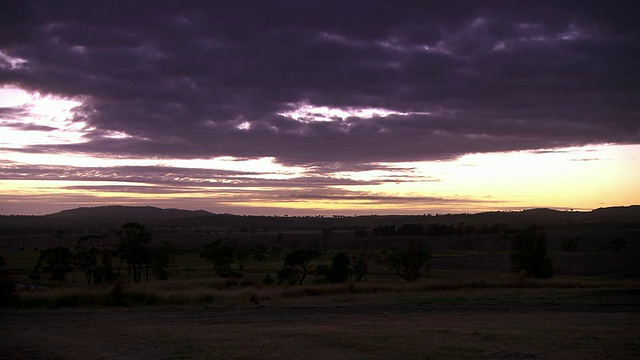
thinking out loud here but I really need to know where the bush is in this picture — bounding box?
[150,242,178,280]
[510,226,554,278]
[384,240,432,282]
[320,252,352,283]
[350,248,374,282]
[262,274,274,285]
[278,249,320,285]
[0,281,16,305]
[35,247,74,281]
[560,236,579,252]
[200,240,237,277]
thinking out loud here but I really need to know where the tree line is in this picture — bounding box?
[33,222,177,284]
[20,222,556,286]
[369,223,511,237]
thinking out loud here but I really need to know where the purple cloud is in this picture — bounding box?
[0,0,638,167]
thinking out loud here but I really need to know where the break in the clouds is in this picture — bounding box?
[0,1,639,214]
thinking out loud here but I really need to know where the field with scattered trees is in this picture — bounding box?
[1,206,639,359]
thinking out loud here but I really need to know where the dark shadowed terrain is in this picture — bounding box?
[2,295,640,360]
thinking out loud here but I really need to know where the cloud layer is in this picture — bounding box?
[1,0,638,165]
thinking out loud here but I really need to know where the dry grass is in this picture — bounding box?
[2,306,639,359]
[6,273,639,309]
[3,252,639,359]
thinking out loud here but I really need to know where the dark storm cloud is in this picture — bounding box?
[0,106,30,121]
[1,0,639,165]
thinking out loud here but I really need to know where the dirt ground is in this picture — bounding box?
[2,300,639,360]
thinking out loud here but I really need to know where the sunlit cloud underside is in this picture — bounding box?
[1,140,637,215]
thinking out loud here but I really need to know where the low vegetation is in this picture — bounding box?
[383,240,432,282]
[2,208,639,360]
[510,225,554,278]
[2,219,639,309]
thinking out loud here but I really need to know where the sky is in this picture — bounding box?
[0,0,639,216]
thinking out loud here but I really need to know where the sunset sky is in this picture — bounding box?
[0,1,638,216]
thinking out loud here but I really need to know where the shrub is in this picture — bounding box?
[384,240,432,282]
[350,248,374,282]
[560,236,579,252]
[320,252,352,283]
[262,274,274,285]
[0,281,16,305]
[253,245,269,262]
[510,225,554,278]
[279,249,320,285]
[35,247,74,281]
[117,222,152,283]
[200,240,237,277]
[150,242,178,280]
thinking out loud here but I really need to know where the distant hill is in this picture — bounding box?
[47,206,213,222]
[0,206,214,235]
[587,206,640,222]
[0,205,638,235]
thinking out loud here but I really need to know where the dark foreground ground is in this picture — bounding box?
[2,298,640,360]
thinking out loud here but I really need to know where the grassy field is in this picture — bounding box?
[2,231,639,308]
[2,230,639,359]
[2,296,640,360]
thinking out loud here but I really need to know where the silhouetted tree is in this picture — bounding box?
[35,247,74,281]
[608,238,627,252]
[510,225,554,278]
[53,229,66,247]
[262,274,274,285]
[74,235,103,284]
[150,242,178,280]
[560,236,580,252]
[424,224,456,236]
[320,252,352,283]
[235,244,251,271]
[354,227,369,238]
[253,244,269,262]
[372,225,396,236]
[0,255,12,305]
[270,244,282,260]
[200,239,237,277]
[93,248,118,284]
[117,222,152,283]
[384,240,431,282]
[350,247,374,282]
[0,254,7,282]
[278,249,320,285]
[397,223,425,236]
[321,228,334,254]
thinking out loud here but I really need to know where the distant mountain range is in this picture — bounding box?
[0,205,638,235]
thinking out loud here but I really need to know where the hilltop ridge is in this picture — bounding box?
[47,205,213,221]
[0,205,638,235]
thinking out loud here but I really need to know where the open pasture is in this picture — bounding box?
[2,225,639,359]
[2,291,640,360]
